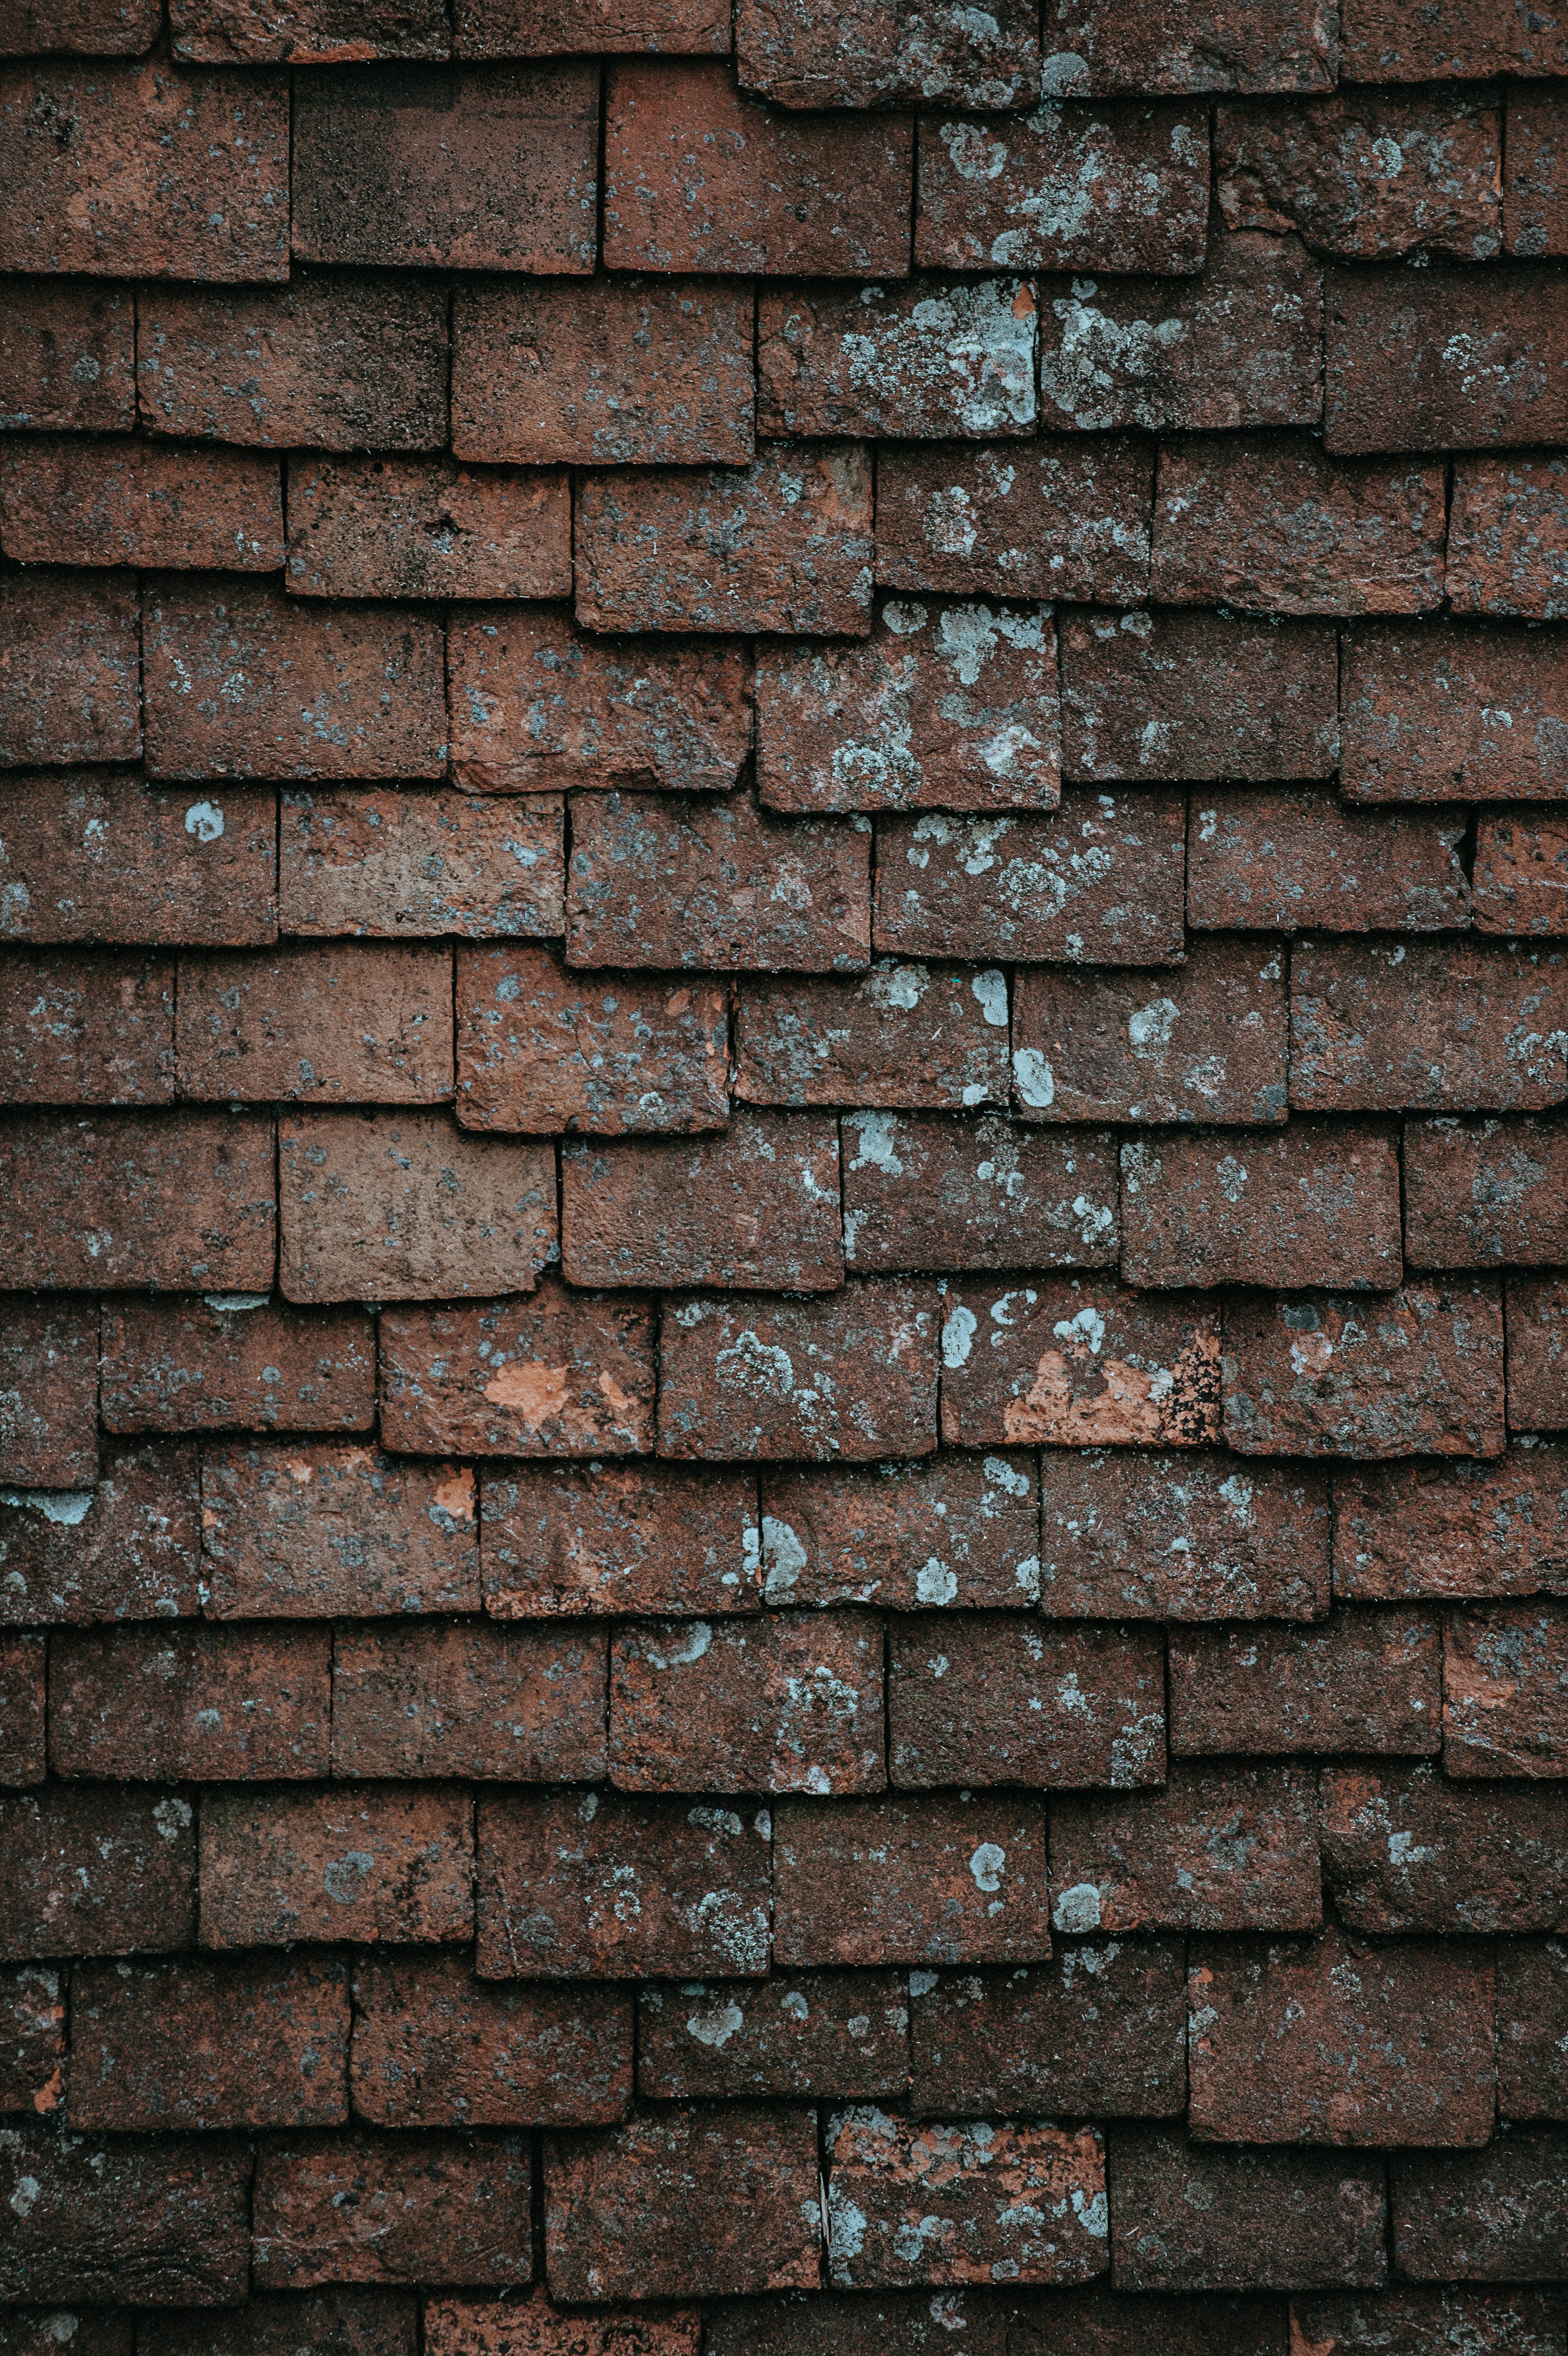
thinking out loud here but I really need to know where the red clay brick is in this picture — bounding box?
[826,2109,1108,2290]
[169,0,447,61]
[1292,942,1568,1112]
[576,447,875,636]
[1120,1122,1403,1291]
[919,105,1207,276]
[1499,1941,1568,2118]
[199,1786,474,1949]
[760,278,1036,439]
[0,63,288,280]
[2,0,155,55]
[282,795,563,943]
[426,2294,698,2356]
[739,0,1037,105]
[1445,1601,1568,1776]
[1050,1763,1321,1935]
[1509,1276,1568,1429]
[735,964,1010,1111]
[50,1624,329,1779]
[604,62,912,276]
[293,65,598,273]
[381,1282,656,1459]
[0,1443,197,1625]
[1217,95,1501,259]
[659,1281,938,1461]
[940,1278,1221,1450]
[1507,91,1568,257]
[1448,457,1568,618]
[1015,941,1286,1128]
[909,1941,1187,2118]
[457,949,727,1136]
[1326,268,1568,454]
[1322,1760,1568,1931]
[457,0,725,47]
[0,1786,194,1958]
[0,774,277,949]
[143,582,446,784]
[638,1970,908,2101]
[0,1110,273,1291]
[278,1112,553,1305]
[1062,608,1338,782]
[890,1615,1164,1788]
[563,1111,844,1290]
[1406,1117,1568,1267]
[1393,2133,1568,2281]
[1225,1282,1507,1459]
[1170,1607,1441,1754]
[774,1792,1050,1966]
[0,577,140,769]
[843,1112,1117,1274]
[1343,0,1568,78]
[253,2134,531,2291]
[875,437,1153,606]
[286,458,569,602]
[757,1453,1039,1610]
[0,2125,250,2306]
[1039,1449,1331,1619]
[1291,2289,1568,2356]
[0,952,173,1106]
[611,1610,883,1794]
[481,1464,754,1619]
[0,280,133,433]
[0,1963,62,2118]
[332,1622,606,1782]
[203,1444,477,1619]
[1342,624,1568,803]
[875,790,1187,966]
[179,944,452,1105]
[0,436,280,571]
[67,1954,349,2130]
[0,1300,97,1488]
[137,277,450,452]
[139,2293,415,2356]
[101,1295,375,1434]
[352,1955,630,2129]
[705,2291,1003,2356]
[453,279,753,467]
[477,1790,771,1979]
[1188,788,1468,931]
[1335,1451,1568,1602]
[0,1638,43,1785]
[1109,2130,1386,2291]
[1044,0,1337,92]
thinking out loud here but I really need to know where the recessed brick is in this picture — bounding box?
[67,1954,350,2130]
[738,0,1037,106]
[0,1638,43,1786]
[0,1443,198,1625]
[101,1295,375,1434]
[50,1624,329,1779]
[940,1278,1221,1450]
[563,1110,843,1291]
[287,458,568,603]
[1061,608,1339,782]
[0,2124,250,2307]
[1393,2132,1568,2281]
[1216,94,1501,259]
[1475,810,1568,937]
[1039,1449,1331,1619]
[1109,2130,1386,2292]
[202,1443,478,1619]
[735,964,1011,1112]
[0,1963,62,2120]
[826,2108,1108,2289]
[757,1452,1041,1611]
[331,1622,607,1782]
[890,1615,1165,1788]
[843,1112,1117,1274]
[909,1941,1187,2118]
[178,944,453,1105]
[1291,2289,1568,2356]
[919,104,1209,275]
[281,793,563,943]
[658,1280,938,1461]
[1334,1451,1568,1602]
[0,1786,194,1959]
[1448,457,1568,619]
[639,1970,908,2102]
[351,1953,631,2128]
[0,1299,98,1488]
[169,0,447,62]
[1170,1607,1441,1754]
[200,1786,474,1949]
[773,1792,1050,1966]
[481,1463,755,1619]
[611,1610,883,1795]
[1043,0,1337,92]
[0,952,173,1106]
[457,949,727,1137]
[760,278,1036,439]
[1188,788,1468,931]
[1321,1760,1568,1931]
[0,774,277,949]
[1499,1941,1568,2119]
[139,2293,417,2356]
[1119,1122,1403,1290]
[1326,267,1568,454]
[0,2314,132,2356]
[0,1110,273,1291]
[1406,1117,1568,1267]
[1291,942,1568,1111]
[253,2134,531,2291]
[0,577,140,769]
[380,1280,656,1458]
[0,436,281,570]
[0,280,133,433]
[455,0,727,54]
[875,437,1153,605]
[705,2291,1003,2356]
[1509,1276,1568,1430]
[1342,624,1568,803]
[1341,0,1568,77]
[1445,1601,1568,1776]
[1507,91,1568,257]
[1224,1281,1507,1459]
[1050,1763,1321,1935]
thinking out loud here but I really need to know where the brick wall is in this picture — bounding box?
[1,0,1568,2349]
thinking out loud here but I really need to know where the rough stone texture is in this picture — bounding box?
[756,1453,1042,1610]
[875,437,1153,605]
[562,1110,843,1291]
[0,1300,98,1488]
[843,1112,1117,1275]
[199,1787,475,1948]
[1169,1609,1440,1754]
[100,1297,376,1435]
[610,1610,884,1794]
[0,1110,274,1292]
[1061,609,1339,782]
[331,1621,607,1782]
[773,1793,1051,1966]
[0,577,140,768]
[1216,96,1502,259]
[1049,1763,1322,1934]
[251,2135,531,2290]
[177,943,452,1104]
[888,1615,1165,1787]
[66,1955,350,2129]
[285,458,571,602]
[1510,1276,1568,1430]
[1498,1942,1568,2120]
[480,1464,755,1619]
[0,2125,251,2306]
[734,965,1011,1111]
[657,1281,938,1461]
[917,104,1209,276]
[1325,268,1568,454]
[350,1955,631,2127]
[1039,1450,1331,1620]
[0,952,174,1106]
[908,1940,1187,2117]
[759,279,1036,441]
[1448,456,1568,618]
[1334,1452,1568,1601]
[1043,0,1338,92]
[167,0,447,62]
[1222,1283,1507,1460]
[1341,0,1568,78]
[825,2109,1108,2289]
[706,2291,1002,2356]
[457,948,728,1134]
[1120,1123,1402,1291]
[1473,814,1568,938]
[1109,2131,1386,2291]
[737,0,1039,107]
[1405,1118,1568,1268]
[201,1443,477,1618]
[427,2296,697,2356]
[0,1787,196,1958]
[1444,1602,1568,1777]
[1393,2134,1568,2280]
[0,436,283,570]
[1341,626,1568,803]
[0,1443,199,1624]
[1320,1762,1568,1931]
[1187,789,1468,932]
[0,282,134,434]
[1290,942,1568,1110]
[940,1279,1221,1451]
[1290,2289,1568,2356]
[281,795,563,943]
[49,1623,329,1779]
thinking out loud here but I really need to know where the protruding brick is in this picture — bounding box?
[941,1278,1221,1450]
[1170,1608,1440,1754]
[1120,1123,1402,1290]
[1507,91,1568,256]
[774,1793,1050,1966]
[1326,268,1568,454]
[1217,95,1501,259]
[169,0,447,62]
[890,1616,1164,1788]
[910,1942,1186,2118]
[843,1112,1117,1274]
[0,1443,197,1625]
[0,952,173,1106]
[51,1625,329,1779]
[1188,788,1468,931]
[1448,457,1568,618]
[203,1444,476,1619]
[658,1281,938,1461]
[1110,2131,1385,2291]
[1509,1276,1568,1430]
[379,1281,656,1457]
[760,279,1036,439]
[1292,942,1568,1111]
[0,2125,250,2306]
[1013,940,1287,1127]
[1342,625,1568,803]
[1499,1942,1568,2119]
[332,1622,606,1782]
[283,795,563,944]
[1406,1117,1568,1267]
[427,2294,697,2356]
[1393,2133,1568,2281]
[101,1296,375,1434]
[826,2109,1108,2289]
[179,945,453,1105]
[0,1301,97,1488]
[286,459,569,603]
[0,577,140,769]
[1445,1601,1568,1776]
[920,104,1206,277]
[0,1639,43,1786]
[351,1954,631,2127]
[738,0,1038,107]
[0,774,277,948]
[1224,1282,1506,1460]
[253,2135,530,2291]
[1039,1449,1331,1619]
[0,1787,194,1958]
[200,1787,474,1948]
[0,1110,273,1291]
[0,1964,62,2119]
[1050,1764,1320,1935]
[481,1464,754,1619]
[1043,0,1337,93]
[758,1453,1040,1611]
[563,1111,843,1291]
[611,1611,882,1795]
[639,1971,908,2101]
[735,965,1011,1112]
[67,1955,349,2130]
[0,281,133,433]
[457,949,727,1137]
[875,437,1153,605]
[1061,609,1338,782]
[1334,1452,1568,1602]
[0,436,280,571]
[1321,1760,1568,1931]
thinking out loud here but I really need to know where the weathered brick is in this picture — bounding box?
[1217,95,1501,259]
[576,447,875,636]
[706,2290,1002,2356]
[756,1452,1041,1611]
[481,1464,754,1619]
[1393,2133,1568,2280]
[1062,609,1338,782]
[546,2108,818,2302]
[286,459,569,603]
[1014,942,1286,1129]
[940,1278,1221,1450]
[0,1443,197,1625]
[738,0,1037,106]
[1170,1607,1440,1754]
[51,1625,329,1779]
[0,577,140,769]
[826,2109,1107,2289]
[735,965,1010,1112]
[0,2315,133,2356]
[477,1791,770,1979]
[875,437,1153,606]
[203,1444,476,1619]
[0,2125,250,2306]
[890,1616,1164,1788]
[0,63,287,280]
[455,0,726,53]
[875,791,1186,966]
[332,1622,606,1782]
[143,582,446,784]
[1500,1941,1568,2119]
[0,280,133,433]
[380,1281,656,1458]
[1342,0,1568,78]
[1,436,280,574]
[426,2294,697,2356]
[1507,91,1568,257]
[0,1300,97,1489]
[294,65,597,273]
[1326,268,1568,454]
[138,276,449,451]
[1334,1451,1568,1602]
[1448,457,1568,618]
[0,774,277,948]
[0,1110,273,1290]
[1406,1117,1568,1268]
[1039,1449,1331,1619]
[1510,1276,1568,1429]
[278,1112,554,1305]
[612,1611,882,1795]
[457,949,726,1137]
[773,1793,1050,1966]
[1050,1764,1320,1936]
[1291,942,1568,1112]
[0,1638,43,1785]
[67,1955,349,2129]
[658,1281,938,1461]
[1342,625,1568,804]
[1044,0,1337,92]
[200,1787,474,1948]
[1120,1123,1403,1290]
[0,1786,194,1958]
[1321,1760,1568,1931]
[1187,788,1468,932]
[1225,1283,1507,1460]
[760,279,1036,440]
[169,0,447,61]
[1290,2289,1568,2356]
[283,795,563,944]
[140,2292,416,2356]
[178,945,452,1105]
[910,1941,1186,2118]
[254,2135,530,2291]
[639,1970,908,2101]
[351,1954,630,2128]
[1014,2293,1288,2356]
[1445,1601,1568,1776]
[843,1112,1117,1274]
[0,952,173,1106]
[1109,2130,1386,2291]
[564,1111,843,1291]
[0,1964,61,2118]
[101,1296,375,1434]
[920,104,1207,276]
[1039,234,1321,433]
[604,62,912,276]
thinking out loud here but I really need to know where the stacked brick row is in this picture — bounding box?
[3,0,1568,2348]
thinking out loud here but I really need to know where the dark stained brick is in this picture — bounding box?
[1405,1118,1568,1268]
[1393,2133,1568,2281]
[1170,1608,1440,1755]
[1187,788,1468,932]
[875,437,1153,606]
[774,1792,1051,1967]
[888,1616,1165,1788]
[1109,2130,1386,2292]
[610,1611,884,1796]
[1334,1451,1568,1602]
[1060,609,1339,783]
[481,1463,755,1620]
[734,964,1012,1112]
[351,1953,631,2128]
[638,1971,908,2102]
[67,1954,349,2130]
[1216,94,1502,260]
[658,1282,938,1462]
[1444,1601,1568,1777]
[1321,1761,1568,1931]
[1049,1764,1321,1936]
[908,1940,1187,2118]
[843,1113,1118,1275]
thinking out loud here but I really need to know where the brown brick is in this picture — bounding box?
[1500,1941,1568,2119]
[101,1295,375,1434]
[200,1787,473,1949]
[604,61,911,276]
[0,1638,43,1785]
[0,1964,62,2119]
[1393,2133,1568,2281]
[0,2313,131,2356]
[875,437,1153,606]
[1188,788,1468,932]
[0,577,140,769]
[1406,1117,1568,1268]
[67,1954,349,2130]
[569,792,870,974]
[922,104,1206,276]
[169,0,447,61]
[546,2108,817,2302]
[0,62,287,280]
[757,1453,1040,1611]
[143,582,446,784]
[563,1111,843,1291]
[380,1281,656,1458]
[1343,624,1568,804]
[1217,95,1501,259]
[0,952,173,1106]
[426,2293,698,2356]
[1109,2130,1385,2292]
[294,65,597,272]
[477,1790,771,1980]
[844,1112,1117,1275]
[876,790,1186,966]
[0,1110,273,1291]
[1044,0,1337,92]
[1445,1601,1568,1776]
[1040,1449,1330,1619]
[1062,609,1338,782]
[253,2134,530,2291]
[1476,811,1568,937]
[1508,91,1568,257]
[0,280,133,433]
[1120,1123,1402,1291]
[941,1278,1221,1450]
[774,1792,1050,1966]
[1015,942,1286,1129]
[0,1786,194,1958]
[203,1443,477,1619]
[0,774,277,949]
[453,279,753,467]
[890,1616,1165,1789]
[286,459,569,602]
[1335,1452,1568,1602]
[139,2293,415,2356]
[705,2290,1003,2356]
[1171,1607,1440,1755]
[1449,457,1568,619]
[910,1942,1187,2118]
[457,949,727,1137]
[826,2110,1107,2290]
[611,1611,883,1796]
[1291,2290,1568,2356]
[659,1281,938,1462]
[179,944,452,1105]
[1321,1760,1568,1931]
[1039,233,1321,433]
[1,436,280,572]
[0,2124,250,2306]
[1326,267,1568,454]
[137,276,449,452]
[1224,1282,1507,1460]
[735,964,1011,1113]
[738,0,1036,106]
[1341,0,1568,77]
[759,278,1036,440]
[1510,1276,1568,1429]
[1292,942,1568,1112]
[639,1970,908,2102]
[1051,1764,1320,1936]
[351,1954,630,2128]
[332,1622,606,1782]
[50,1624,329,1779]
[0,1300,97,1488]
[281,793,564,943]
[0,1443,197,1625]
[278,1112,553,1305]
[481,1463,755,1620]
[456,0,725,50]
[576,447,875,636]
